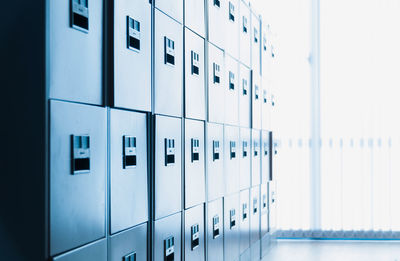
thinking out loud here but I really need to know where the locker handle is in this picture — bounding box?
[71,135,90,175]
[123,252,136,261]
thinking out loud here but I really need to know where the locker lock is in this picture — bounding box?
[191,138,200,162]
[191,51,200,75]
[262,194,267,209]
[242,141,248,158]
[70,0,89,33]
[271,95,275,107]
[214,0,220,8]
[229,209,236,229]
[164,138,176,166]
[191,224,200,250]
[263,36,267,51]
[164,37,175,66]
[254,27,259,43]
[242,203,248,220]
[123,252,136,261]
[212,140,220,161]
[164,236,175,261]
[127,16,141,52]
[229,71,235,90]
[254,141,259,157]
[255,85,259,100]
[264,142,269,156]
[213,63,221,84]
[263,89,267,104]
[242,79,248,96]
[212,215,220,239]
[123,136,137,169]
[243,16,248,33]
[253,198,258,214]
[229,2,235,22]
[71,135,90,175]
[230,141,236,159]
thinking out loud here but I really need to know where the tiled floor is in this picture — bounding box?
[262,240,400,261]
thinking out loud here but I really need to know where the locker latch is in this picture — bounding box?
[262,194,267,209]
[191,51,200,75]
[123,136,137,169]
[123,252,136,261]
[71,135,90,175]
[254,141,259,157]
[191,224,200,250]
[229,2,235,21]
[214,0,220,8]
[213,63,221,84]
[164,138,175,166]
[263,89,267,104]
[271,94,275,107]
[255,85,259,100]
[127,16,141,52]
[164,37,175,66]
[242,203,248,220]
[242,79,248,95]
[164,236,175,261]
[229,71,235,90]
[213,140,220,161]
[253,198,258,214]
[212,215,220,239]
[70,0,89,33]
[230,141,236,159]
[191,138,200,162]
[242,141,248,158]
[229,209,236,229]
[264,142,269,156]
[243,16,248,33]
[254,27,259,43]
[263,36,267,51]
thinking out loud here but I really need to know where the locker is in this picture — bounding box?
[224,193,240,261]
[184,119,205,209]
[239,189,250,255]
[206,123,225,201]
[260,183,269,238]
[207,198,224,261]
[155,0,183,24]
[109,109,148,234]
[184,204,205,261]
[208,43,225,124]
[225,54,239,126]
[154,10,183,117]
[154,212,182,261]
[224,125,240,195]
[251,12,261,76]
[250,240,260,261]
[261,233,271,258]
[251,129,261,186]
[208,0,227,50]
[154,115,182,220]
[239,128,251,190]
[184,29,206,120]
[49,0,103,105]
[261,86,270,131]
[261,24,271,79]
[50,101,106,256]
[239,0,251,67]
[184,0,206,37]
[261,131,270,184]
[109,223,147,261]
[251,70,262,129]
[53,239,107,261]
[225,0,240,59]
[268,181,277,233]
[113,0,151,111]
[239,63,251,128]
[250,186,260,244]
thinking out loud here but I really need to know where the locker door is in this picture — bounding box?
[154,213,182,261]
[251,129,261,186]
[208,43,225,124]
[239,0,251,67]
[208,0,227,50]
[109,223,147,261]
[261,130,270,184]
[239,63,251,128]
[239,127,251,190]
[224,125,240,195]
[260,183,269,238]
[155,0,183,24]
[250,186,260,261]
[251,71,262,129]
[239,189,250,255]
[224,193,240,261]
[225,0,240,59]
[251,13,261,76]
[225,54,239,126]
[184,0,206,37]
[207,123,225,201]
[52,239,107,261]
[184,205,205,261]
[207,198,224,261]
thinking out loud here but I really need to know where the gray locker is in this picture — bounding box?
[224,193,240,261]
[185,0,206,37]
[109,109,148,234]
[250,186,260,245]
[184,204,205,261]
[154,9,183,117]
[261,24,270,78]
[113,0,151,111]
[261,86,270,131]
[239,63,251,128]
[251,12,261,76]
[239,189,250,255]
[208,43,225,124]
[155,0,183,24]
[239,128,251,190]
[261,130,270,184]
[49,0,103,105]
[206,123,225,201]
[251,129,261,186]
[53,239,107,261]
[184,119,205,209]
[239,1,251,67]
[250,240,260,261]
[154,115,182,220]
[208,0,226,50]
[109,223,147,261]
[184,29,206,120]
[251,71,262,129]
[260,183,269,238]
[224,125,240,195]
[225,0,240,59]
[50,101,106,256]
[268,181,277,233]
[154,212,182,261]
[207,198,224,261]
[225,54,239,126]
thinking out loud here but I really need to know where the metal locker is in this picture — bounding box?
[206,123,225,201]
[239,128,251,190]
[184,0,206,37]
[225,54,239,126]
[53,239,107,261]
[208,43,225,124]
[113,0,151,111]
[225,0,240,59]
[50,101,106,256]
[239,0,251,67]
[251,70,262,129]
[260,183,269,238]
[261,130,270,184]
[109,109,148,234]
[184,28,206,120]
[261,86,270,131]
[250,240,260,261]
[239,189,250,255]
[208,0,226,50]
[154,9,183,117]
[49,0,103,105]
[268,181,277,234]
[251,12,261,76]
[250,186,260,245]
[154,115,182,220]
[224,193,240,261]
[239,63,251,128]
[155,0,183,24]
[154,212,182,261]
[207,198,224,261]
[261,233,271,259]
[109,223,147,261]
[251,129,261,186]
[224,125,240,195]
[184,119,205,209]
[261,24,271,79]
[184,204,205,261]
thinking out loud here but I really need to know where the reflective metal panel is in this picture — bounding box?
[224,193,240,261]
[225,0,240,59]
[239,0,251,67]
[207,198,224,261]
[184,0,206,37]
[53,239,107,261]
[239,63,251,128]
[208,0,226,50]
[208,43,225,124]
[251,71,262,129]
[261,130,270,184]
[109,223,147,261]
[260,183,269,237]
[251,129,261,186]
[225,54,239,126]
[239,189,250,254]
[155,0,183,24]
[240,248,251,261]
[154,212,182,261]
[239,128,251,190]
[184,204,205,261]
[250,186,260,244]
[251,13,261,76]
[224,125,240,195]
[268,181,277,233]
[250,240,260,261]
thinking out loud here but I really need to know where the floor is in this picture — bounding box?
[262,240,400,261]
